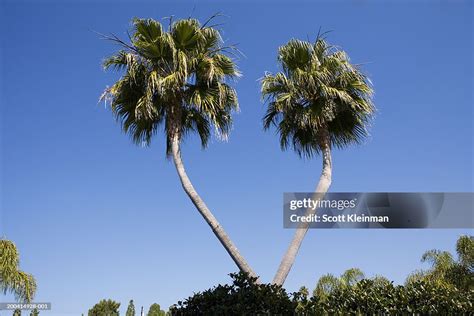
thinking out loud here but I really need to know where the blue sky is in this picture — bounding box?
[1,0,472,315]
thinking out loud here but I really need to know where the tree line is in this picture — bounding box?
[87,299,166,316]
[1,235,472,314]
[171,235,473,314]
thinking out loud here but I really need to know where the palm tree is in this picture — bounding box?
[406,235,473,290]
[456,235,473,271]
[101,17,256,278]
[0,239,36,302]
[313,268,365,299]
[313,274,340,299]
[262,37,375,285]
[339,267,365,286]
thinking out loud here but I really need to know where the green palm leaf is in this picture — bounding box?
[0,239,36,303]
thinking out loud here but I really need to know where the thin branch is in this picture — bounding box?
[201,12,225,29]
[93,29,139,53]
[188,5,197,19]
[204,23,226,30]
[207,44,245,59]
[315,28,333,42]
[162,15,174,32]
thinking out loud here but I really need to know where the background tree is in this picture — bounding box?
[126,299,135,316]
[313,268,365,298]
[29,309,39,316]
[340,268,365,287]
[262,36,375,285]
[406,235,473,290]
[0,239,36,302]
[456,235,474,269]
[295,286,309,314]
[13,309,21,316]
[313,274,339,299]
[102,16,256,278]
[371,275,391,287]
[172,238,473,314]
[147,303,166,316]
[88,299,120,316]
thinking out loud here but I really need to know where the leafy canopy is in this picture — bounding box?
[406,235,474,290]
[147,303,166,316]
[262,36,375,157]
[170,272,299,314]
[170,270,473,315]
[0,239,36,303]
[171,237,473,314]
[313,268,366,298]
[88,299,120,316]
[102,17,240,155]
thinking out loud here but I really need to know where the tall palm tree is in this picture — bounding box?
[101,17,256,278]
[0,239,36,302]
[262,37,375,285]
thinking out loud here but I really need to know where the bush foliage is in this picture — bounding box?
[170,272,299,315]
[88,299,120,316]
[304,279,472,314]
[170,272,473,315]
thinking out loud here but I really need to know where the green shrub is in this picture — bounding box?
[171,273,473,315]
[88,299,120,316]
[306,279,473,314]
[170,272,299,315]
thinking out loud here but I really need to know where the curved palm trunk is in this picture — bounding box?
[171,134,258,279]
[272,134,332,286]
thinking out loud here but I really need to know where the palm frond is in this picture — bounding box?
[0,239,37,303]
[313,274,340,298]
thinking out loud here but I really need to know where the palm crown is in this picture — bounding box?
[102,17,240,154]
[262,37,375,157]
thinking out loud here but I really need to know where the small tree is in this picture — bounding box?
[313,268,365,298]
[147,303,166,316]
[126,300,135,316]
[13,309,21,316]
[29,309,40,316]
[88,299,120,316]
[295,286,309,314]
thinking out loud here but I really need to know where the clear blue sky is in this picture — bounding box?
[1,0,472,315]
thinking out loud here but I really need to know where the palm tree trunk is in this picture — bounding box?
[272,133,332,286]
[170,134,258,279]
